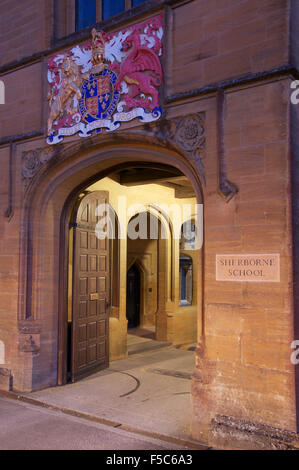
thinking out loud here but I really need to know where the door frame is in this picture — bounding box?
[126,263,141,328]
[127,258,146,328]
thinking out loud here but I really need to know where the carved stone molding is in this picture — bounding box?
[0,368,12,391]
[0,368,11,377]
[21,113,206,190]
[172,113,206,184]
[150,112,206,185]
[22,147,55,188]
[18,335,40,354]
[18,320,42,335]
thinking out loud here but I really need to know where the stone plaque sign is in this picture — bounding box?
[216,254,280,282]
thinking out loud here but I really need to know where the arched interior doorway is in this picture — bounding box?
[63,162,201,384]
[126,211,168,340]
[126,264,141,328]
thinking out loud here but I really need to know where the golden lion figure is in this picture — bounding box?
[47,54,82,135]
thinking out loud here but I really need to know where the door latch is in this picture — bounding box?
[90,293,99,301]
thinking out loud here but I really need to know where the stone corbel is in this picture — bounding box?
[217,90,238,203]
[218,178,238,203]
[0,368,12,391]
[18,335,40,354]
[22,147,55,188]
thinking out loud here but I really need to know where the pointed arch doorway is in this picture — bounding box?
[59,159,202,387]
[126,263,141,328]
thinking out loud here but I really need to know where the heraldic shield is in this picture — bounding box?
[79,68,120,123]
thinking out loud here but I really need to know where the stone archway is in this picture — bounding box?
[126,211,168,337]
[16,133,204,395]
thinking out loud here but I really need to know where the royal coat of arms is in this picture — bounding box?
[47,15,163,145]
[79,69,120,123]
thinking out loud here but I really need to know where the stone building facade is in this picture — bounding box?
[0,0,299,450]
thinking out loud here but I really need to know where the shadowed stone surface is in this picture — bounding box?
[0,396,198,450]
[21,336,198,443]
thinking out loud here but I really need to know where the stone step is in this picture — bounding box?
[128,340,172,356]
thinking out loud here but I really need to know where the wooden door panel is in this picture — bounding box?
[99,255,106,271]
[89,277,97,293]
[87,344,97,362]
[99,299,106,314]
[99,238,107,250]
[97,320,106,337]
[72,191,110,381]
[78,324,87,341]
[89,300,97,317]
[80,231,88,248]
[80,255,88,271]
[79,277,88,294]
[89,232,97,249]
[89,255,97,272]
[98,277,106,292]
[97,341,106,359]
[79,301,87,318]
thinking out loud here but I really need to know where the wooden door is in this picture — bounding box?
[72,191,110,382]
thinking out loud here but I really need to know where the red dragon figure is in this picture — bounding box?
[115,29,162,111]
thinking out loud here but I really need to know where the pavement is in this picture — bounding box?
[1,328,209,450]
[0,396,196,450]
